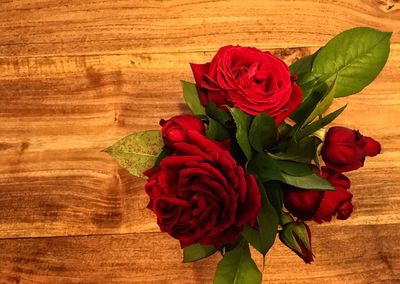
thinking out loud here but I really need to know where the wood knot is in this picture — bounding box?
[373,0,399,13]
[273,47,314,65]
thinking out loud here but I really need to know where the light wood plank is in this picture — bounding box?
[0,0,399,56]
[0,224,398,283]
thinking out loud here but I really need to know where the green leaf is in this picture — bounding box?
[228,107,253,160]
[269,136,322,164]
[154,149,170,166]
[248,153,283,182]
[296,105,347,141]
[213,241,262,284]
[241,226,263,255]
[249,113,277,152]
[290,80,336,142]
[312,27,391,97]
[265,181,284,216]
[206,102,233,127]
[249,153,334,190]
[282,173,334,190]
[290,84,325,124]
[277,123,292,138]
[301,79,337,126]
[276,160,314,176]
[206,118,231,141]
[243,181,279,256]
[104,130,163,178]
[257,182,279,253]
[290,54,316,77]
[183,243,216,263]
[181,81,206,115]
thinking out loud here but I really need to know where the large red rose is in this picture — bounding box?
[284,167,353,223]
[144,130,261,249]
[190,45,302,124]
[160,115,205,147]
[321,127,381,172]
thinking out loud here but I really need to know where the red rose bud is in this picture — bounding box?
[160,115,205,147]
[279,222,313,263]
[284,167,353,223]
[321,126,381,172]
[190,45,302,124]
[144,130,261,249]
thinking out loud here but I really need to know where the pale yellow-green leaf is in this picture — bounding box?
[104,130,163,178]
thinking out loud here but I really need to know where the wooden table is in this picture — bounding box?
[0,0,399,283]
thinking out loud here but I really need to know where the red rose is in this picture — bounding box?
[321,127,381,172]
[190,45,302,124]
[160,115,205,147]
[284,167,353,223]
[144,130,261,249]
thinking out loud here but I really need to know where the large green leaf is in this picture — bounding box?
[242,181,279,256]
[104,130,163,178]
[276,160,314,176]
[282,173,334,190]
[249,113,277,152]
[312,27,391,97]
[183,243,216,263]
[228,107,253,160]
[213,242,262,284]
[181,80,206,115]
[249,153,334,190]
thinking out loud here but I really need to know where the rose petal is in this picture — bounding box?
[364,136,381,157]
[284,189,324,221]
[235,174,261,226]
[274,80,302,125]
[337,200,353,220]
[325,127,357,143]
[314,188,352,223]
[190,63,211,106]
[324,160,364,173]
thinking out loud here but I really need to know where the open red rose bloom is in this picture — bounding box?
[106,27,390,284]
[191,45,302,124]
[145,129,260,249]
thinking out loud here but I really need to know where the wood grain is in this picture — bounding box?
[1,0,400,56]
[0,0,399,282]
[0,225,398,283]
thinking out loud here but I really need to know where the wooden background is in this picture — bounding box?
[0,0,399,283]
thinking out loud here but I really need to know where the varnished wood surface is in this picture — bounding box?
[0,0,399,282]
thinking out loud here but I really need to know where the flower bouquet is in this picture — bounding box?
[105,27,391,283]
